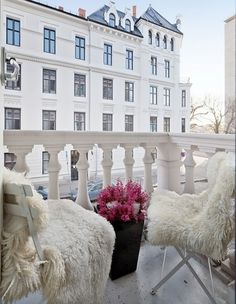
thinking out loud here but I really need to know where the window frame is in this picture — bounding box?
[4,152,16,170]
[125,81,134,102]
[155,33,160,47]
[103,78,113,100]
[74,112,86,131]
[109,13,116,27]
[42,110,56,130]
[170,38,174,51]
[4,107,21,130]
[181,118,186,133]
[43,27,56,54]
[103,43,112,66]
[148,30,152,45]
[5,62,21,90]
[42,151,50,175]
[125,114,134,132]
[164,60,170,78]
[125,19,131,31]
[6,17,20,46]
[74,73,86,97]
[150,85,158,105]
[164,88,170,106]
[150,116,157,132]
[181,90,186,107]
[126,49,133,70]
[75,36,85,60]
[164,117,170,132]
[163,35,167,49]
[42,68,56,94]
[151,56,157,75]
[103,113,113,131]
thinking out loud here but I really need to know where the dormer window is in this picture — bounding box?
[148,30,152,44]
[155,33,160,47]
[163,35,167,49]
[170,38,174,51]
[125,19,131,31]
[109,13,116,27]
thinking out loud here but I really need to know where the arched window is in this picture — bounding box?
[148,30,152,45]
[125,19,131,31]
[170,38,174,51]
[155,33,160,47]
[163,35,167,49]
[109,13,116,27]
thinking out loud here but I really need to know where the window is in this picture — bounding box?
[148,30,152,44]
[164,117,170,132]
[5,63,21,90]
[43,69,56,94]
[4,153,16,170]
[125,19,131,31]
[150,86,157,105]
[155,33,160,47]
[44,28,56,54]
[6,17,20,46]
[103,113,113,131]
[164,88,170,106]
[125,82,134,102]
[5,108,21,129]
[126,49,133,70]
[181,90,186,107]
[75,36,85,60]
[125,115,133,131]
[74,112,86,131]
[42,110,56,130]
[103,78,113,100]
[150,116,157,132]
[109,13,116,27]
[163,35,167,49]
[151,56,157,75]
[42,151,50,174]
[182,118,186,133]
[164,60,170,78]
[103,44,112,65]
[170,38,174,51]
[71,150,79,181]
[74,74,86,97]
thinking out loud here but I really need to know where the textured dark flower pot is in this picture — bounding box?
[109,220,144,280]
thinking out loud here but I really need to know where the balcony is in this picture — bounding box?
[2,130,235,304]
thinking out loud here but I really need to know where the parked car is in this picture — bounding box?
[37,185,48,200]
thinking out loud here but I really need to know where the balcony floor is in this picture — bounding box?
[13,242,229,304]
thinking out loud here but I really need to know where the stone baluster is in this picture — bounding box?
[7,145,33,173]
[121,144,135,182]
[183,149,196,194]
[99,144,116,187]
[44,145,63,200]
[141,144,156,194]
[74,145,93,210]
[156,143,181,193]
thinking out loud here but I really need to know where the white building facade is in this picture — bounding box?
[2,0,191,182]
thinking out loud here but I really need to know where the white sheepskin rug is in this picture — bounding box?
[1,168,115,304]
[147,152,235,260]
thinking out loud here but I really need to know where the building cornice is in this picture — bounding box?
[224,15,236,23]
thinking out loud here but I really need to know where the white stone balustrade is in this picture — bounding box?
[3,131,235,210]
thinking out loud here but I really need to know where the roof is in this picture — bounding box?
[88,5,143,38]
[139,6,183,35]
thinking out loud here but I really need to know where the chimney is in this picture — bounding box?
[132,5,137,17]
[58,6,64,11]
[78,8,86,18]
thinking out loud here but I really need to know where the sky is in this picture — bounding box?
[43,0,235,102]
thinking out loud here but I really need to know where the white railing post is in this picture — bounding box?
[8,145,33,173]
[74,146,93,210]
[99,144,116,187]
[156,143,181,193]
[45,145,63,200]
[141,144,155,194]
[121,144,135,182]
[183,149,196,194]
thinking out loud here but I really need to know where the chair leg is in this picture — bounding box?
[160,247,167,281]
[176,248,217,304]
[151,251,193,295]
[208,258,215,298]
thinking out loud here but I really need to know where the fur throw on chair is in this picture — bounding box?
[1,169,115,304]
[147,152,235,260]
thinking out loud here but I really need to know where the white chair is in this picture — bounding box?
[1,168,115,304]
[147,152,235,304]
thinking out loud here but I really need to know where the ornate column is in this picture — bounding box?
[121,144,135,182]
[183,149,196,194]
[99,144,116,187]
[7,145,33,174]
[74,145,93,210]
[156,143,181,193]
[140,144,156,194]
[44,145,63,200]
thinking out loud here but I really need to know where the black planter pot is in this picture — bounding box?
[109,220,144,280]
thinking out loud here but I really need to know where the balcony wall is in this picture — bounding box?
[3,130,235,210]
